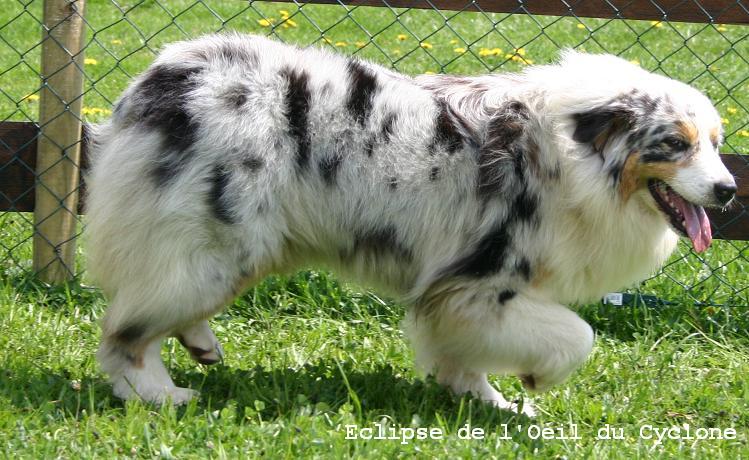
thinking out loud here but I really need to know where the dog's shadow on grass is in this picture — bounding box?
[1,360,531,430]
[174,360,530,427]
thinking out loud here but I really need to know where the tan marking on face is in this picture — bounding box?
[619,151,682,202]
[675,120,699,145]
[619,151,642,202]
[709,127,720,148]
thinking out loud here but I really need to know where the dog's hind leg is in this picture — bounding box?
[403,291,594,416]
[96,253,246,404]
[175,320,224,365]
[99,331,197,405]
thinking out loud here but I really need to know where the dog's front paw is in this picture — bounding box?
[479,385,537,417]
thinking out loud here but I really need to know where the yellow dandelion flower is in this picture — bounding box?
[257,18,273,27]
[576,23,586,29]
[279,10,290,17]
[397,34,407,41]
[721,118,729,124]
[335,41,348,47]
[650,20,663,28]
[515,47,526,56]
[727,107,738,115]
[84,58,98,65]
[739,129,749,137]
[629,59,641,66]
[282,19,297,28]
[524,59,534,65]
[392,48,402,55]
[355,41,367,49]
[110,39,122,45]
[424,71,436,75]
[323,37,332,44]
[479,48,492,57]
[454,47,466,54]
[23,94,39,102]
[420,42,432,49]
[81,107,112,116]
[717,25,728,32]
[450,39,459,45]
[491,48,502,56]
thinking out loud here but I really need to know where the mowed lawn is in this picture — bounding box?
[1,1,748,458]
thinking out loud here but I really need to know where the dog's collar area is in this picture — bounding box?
[648,179,712,252]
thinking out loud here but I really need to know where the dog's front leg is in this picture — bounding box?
[403,291,594,416]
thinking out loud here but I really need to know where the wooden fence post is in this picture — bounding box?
[33,0,87,283]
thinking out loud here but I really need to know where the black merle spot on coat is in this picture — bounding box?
[432,99,466,154]
[511,186,538,222]
[381,112,397,141]
[113,323,145,344]
[353,225,413,262]
[497,290,516,304]
[319,154,343,185]
[476,102,530,200]
[515,258,531,281]
[223,83,249,108]
[363,137,375,157]
[133,65,202,186]
[280,67,312,171]
[217,43,257,65]
[387,176,398,191]
[242,155,264,172]
[346,60,378,126]
[444,222,511,278]
[429,166,440,181]
[209,165,235,224]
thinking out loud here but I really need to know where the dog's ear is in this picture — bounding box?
[572,107,634,154]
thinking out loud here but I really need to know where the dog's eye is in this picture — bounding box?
[662,137,689,151]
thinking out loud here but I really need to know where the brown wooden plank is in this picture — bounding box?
[0,121,38,213]
[0,121,87,214]
[1,121,748,240]
[303,0,749,24]
[707,153,749,240]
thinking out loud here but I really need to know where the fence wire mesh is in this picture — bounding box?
[0,0,747,308]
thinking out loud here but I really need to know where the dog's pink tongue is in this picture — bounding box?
[671,192,712,253]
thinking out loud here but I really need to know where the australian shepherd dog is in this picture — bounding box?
[86,34,736,414]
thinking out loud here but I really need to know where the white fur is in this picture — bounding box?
[86,34,731,411]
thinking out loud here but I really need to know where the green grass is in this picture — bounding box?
[1,273,747,458]
[1,1,748,458]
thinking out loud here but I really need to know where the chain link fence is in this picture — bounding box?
[0,0,747,308]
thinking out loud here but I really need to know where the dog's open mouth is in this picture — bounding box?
[648,179,712,253]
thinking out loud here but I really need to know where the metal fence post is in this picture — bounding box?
[33,0,86,283]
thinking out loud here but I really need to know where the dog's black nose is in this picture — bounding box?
[714,181,737,205]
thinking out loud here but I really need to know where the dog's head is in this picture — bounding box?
[567,54,736,253]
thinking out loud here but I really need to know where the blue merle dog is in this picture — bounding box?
[86,33,736,414]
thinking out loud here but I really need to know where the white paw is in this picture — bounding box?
[478,385,537,417]
[486,397,537,417]
[113,377,198,405]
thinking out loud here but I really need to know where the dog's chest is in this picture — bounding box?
[533,204,679,304]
